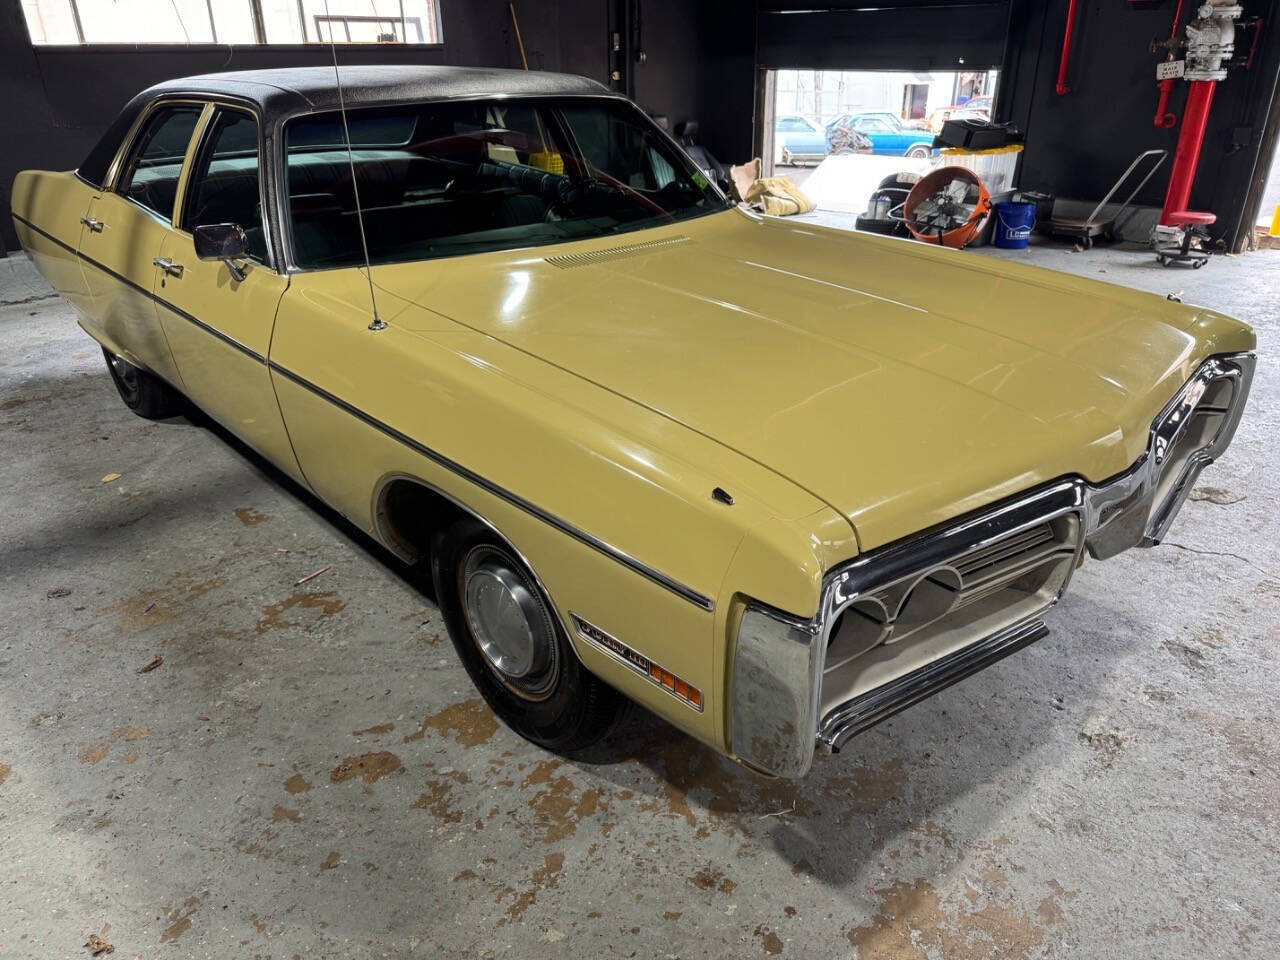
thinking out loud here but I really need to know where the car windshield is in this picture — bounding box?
[284,96,726,269]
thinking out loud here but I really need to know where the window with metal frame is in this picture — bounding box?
[182,109,269,263]
[19,0,443,45]
[117,105,204,223]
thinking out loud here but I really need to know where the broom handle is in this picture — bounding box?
[509,3,529,70]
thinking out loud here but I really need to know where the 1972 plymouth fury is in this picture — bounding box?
[11,66,1255,778]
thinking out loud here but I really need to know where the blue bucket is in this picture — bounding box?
[993,200,1036,249]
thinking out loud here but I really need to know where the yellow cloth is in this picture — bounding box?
[745,177,815,217]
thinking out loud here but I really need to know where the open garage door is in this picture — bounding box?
[764,68,1000,218]
[756,1,1008,222]
[757,0,1011,73]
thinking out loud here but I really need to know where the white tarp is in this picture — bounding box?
[799,154,936,215]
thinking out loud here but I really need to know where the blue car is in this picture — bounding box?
[775,115,829,165]
[826,112,936,158]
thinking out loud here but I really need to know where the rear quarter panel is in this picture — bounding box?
[10,170,97,318]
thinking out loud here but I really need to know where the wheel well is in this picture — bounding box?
[375,477,467,566]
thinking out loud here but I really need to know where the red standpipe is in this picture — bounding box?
[1056,0,1080,95]
[1160,80,1217,223]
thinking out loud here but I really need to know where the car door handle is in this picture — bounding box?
[152,257,184,278]
[80,217,104,233]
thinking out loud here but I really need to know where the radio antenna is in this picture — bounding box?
[323,0,386,331]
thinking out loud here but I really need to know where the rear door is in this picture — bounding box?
[794,119,826,157]
[153,105,303,485]
[78,101,204,388]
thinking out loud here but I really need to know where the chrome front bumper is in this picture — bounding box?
[730,352,1255,779]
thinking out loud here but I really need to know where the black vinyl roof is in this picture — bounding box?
[78,65,612,187]
[147,65,611,116]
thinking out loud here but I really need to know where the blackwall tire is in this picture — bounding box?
[432,516,625,754]
[102,348,184,420]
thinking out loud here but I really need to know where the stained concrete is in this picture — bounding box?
[0,240,1277,959]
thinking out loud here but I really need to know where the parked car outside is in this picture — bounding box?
[775,114,829,165]
[11,66,1257,779]
[827,110,929,139]
[832,112,937,158]
[928,94,993,131]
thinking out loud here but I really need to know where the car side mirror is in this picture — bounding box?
[193,223,249,281]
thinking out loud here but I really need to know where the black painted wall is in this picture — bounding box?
[999,0,1280,248]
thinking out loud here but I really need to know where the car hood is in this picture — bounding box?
[376,209,1250,550]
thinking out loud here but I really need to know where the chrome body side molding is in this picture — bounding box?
[268,362,716,613]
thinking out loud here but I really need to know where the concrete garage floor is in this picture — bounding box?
[0,240,1277,960]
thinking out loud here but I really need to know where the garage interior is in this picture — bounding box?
[1,1,1278,957]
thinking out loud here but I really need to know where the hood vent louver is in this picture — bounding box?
[544,235,692,269]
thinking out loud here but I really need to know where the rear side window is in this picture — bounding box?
[118,105,203,223]
[182,109,267,262]
[78,97,148,188]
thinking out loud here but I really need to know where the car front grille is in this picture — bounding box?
[819,512,1080,717]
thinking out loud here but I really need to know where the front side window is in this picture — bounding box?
[118,104,202,222]
[182,109,268,262]
[284,97,726,270]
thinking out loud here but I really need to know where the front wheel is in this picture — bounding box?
[432,517,625,754]
[906,145,931,159]
[102,348,184,420]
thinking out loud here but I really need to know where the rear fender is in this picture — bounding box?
[10,169,98,317]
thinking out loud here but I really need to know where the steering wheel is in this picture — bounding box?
[548,163,672,222]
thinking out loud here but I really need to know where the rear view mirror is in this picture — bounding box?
[193,223,249,281]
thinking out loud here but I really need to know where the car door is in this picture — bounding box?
[881,118,918,154]
[776,117,809,154]
[774,117,794,146]
[853,117,899,155]
[152,104,305,486]
[78,101,204,388]
[793,119,826,158]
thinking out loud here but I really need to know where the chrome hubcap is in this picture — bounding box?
[108,353,138,395]
[462,547,556,697]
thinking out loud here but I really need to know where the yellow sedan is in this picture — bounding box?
[10,66,1255,778]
